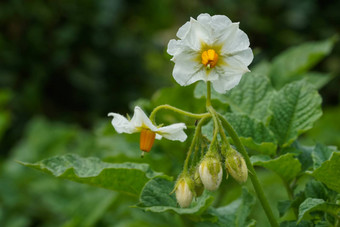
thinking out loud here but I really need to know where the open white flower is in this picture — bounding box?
[167,13,253,93]
[108,106,187,152]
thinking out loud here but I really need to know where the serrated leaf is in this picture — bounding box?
[207,187,256,227]
[293,142,314,172]
[305,180,328,200]
[269,81,322,147]
[310,152,340,193]
[19,154,164,197]
[202,113,277,155]
[251,153,301,182]
[224,113,277,155]
[298,198,340,223]
[311,143,334,170]
[194,73,274,122]
[269,37,336,88]
[136,177,214,216]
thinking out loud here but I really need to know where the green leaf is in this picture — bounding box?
[224,113,277,155]
[305,180,328,201]
[293,142,314,172]
[251,60,271,76]
[195,73,274,122]
[251,153,301,182]
[269,81,322,147]
[306,107,340,149]
[311,143,334,170]
[202,113,277,155]
[136,177,214,216]
[269,37,336,88]
[19,154,164,197]
[297,198,340,223]
[301,72,333,90]
[207,187,256,227]
[310,152,340,193]
[278,200,292,217]
[280,220,312,227]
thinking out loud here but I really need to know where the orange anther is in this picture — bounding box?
[140,129,156,152]
[201,49,218,69]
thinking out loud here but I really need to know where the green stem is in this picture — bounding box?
[209,110,219,150]
[183,116,211,172]
[149,104,210,124]
[206,81,212,107]
[284,180,298,219]
[218,113,279,227]
[208,106,231,153]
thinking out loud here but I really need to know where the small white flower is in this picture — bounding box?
[167,13,253,93]
[108,106,187,152]
[175,177,194,208]
[199,157,223,191]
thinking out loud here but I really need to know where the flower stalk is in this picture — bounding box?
[217,113,279,227]
[205,81,278,226]
[150,104,210,124]
[183,116,211,172]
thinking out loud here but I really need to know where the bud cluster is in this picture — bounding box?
[174,146,248,208]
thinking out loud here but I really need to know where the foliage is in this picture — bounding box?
[1,1,340,226]
[13,37,340,226]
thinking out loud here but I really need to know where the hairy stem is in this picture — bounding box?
[183,116,211,172]
[150,104,210,124]
[218,113,279,227]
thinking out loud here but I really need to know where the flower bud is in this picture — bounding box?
[199,155,223,191]
[175,176,194,208]
[225,148,248,183]
[193,168,204,197]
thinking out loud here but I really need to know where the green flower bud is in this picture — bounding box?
[174,176,194,208]
[199,155,223,191]
[225,148,248,183]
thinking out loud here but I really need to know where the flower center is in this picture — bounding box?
[140,129,156,152]
[201,49,218,69]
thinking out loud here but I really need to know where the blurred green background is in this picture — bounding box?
[0,0,339,226]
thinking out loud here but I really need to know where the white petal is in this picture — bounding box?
[228,48,254,67]
[222,53,251,73]
[108,113,137,134]
[155,134,162,140]
[211,15,232,28]
[167,39,181,56]
[172,50,205,86]
[182,18,210,50]
[220,23,250,54]
[177,21,190,39]
[204,69,220,82]
[130,106,158,131]
[157,123,187,142]
[211,73,242,93]
[197,13,212,24]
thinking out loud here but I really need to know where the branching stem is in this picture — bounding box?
[183,116,211,172]
[217,113,279,227]
[150,104,210,124]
